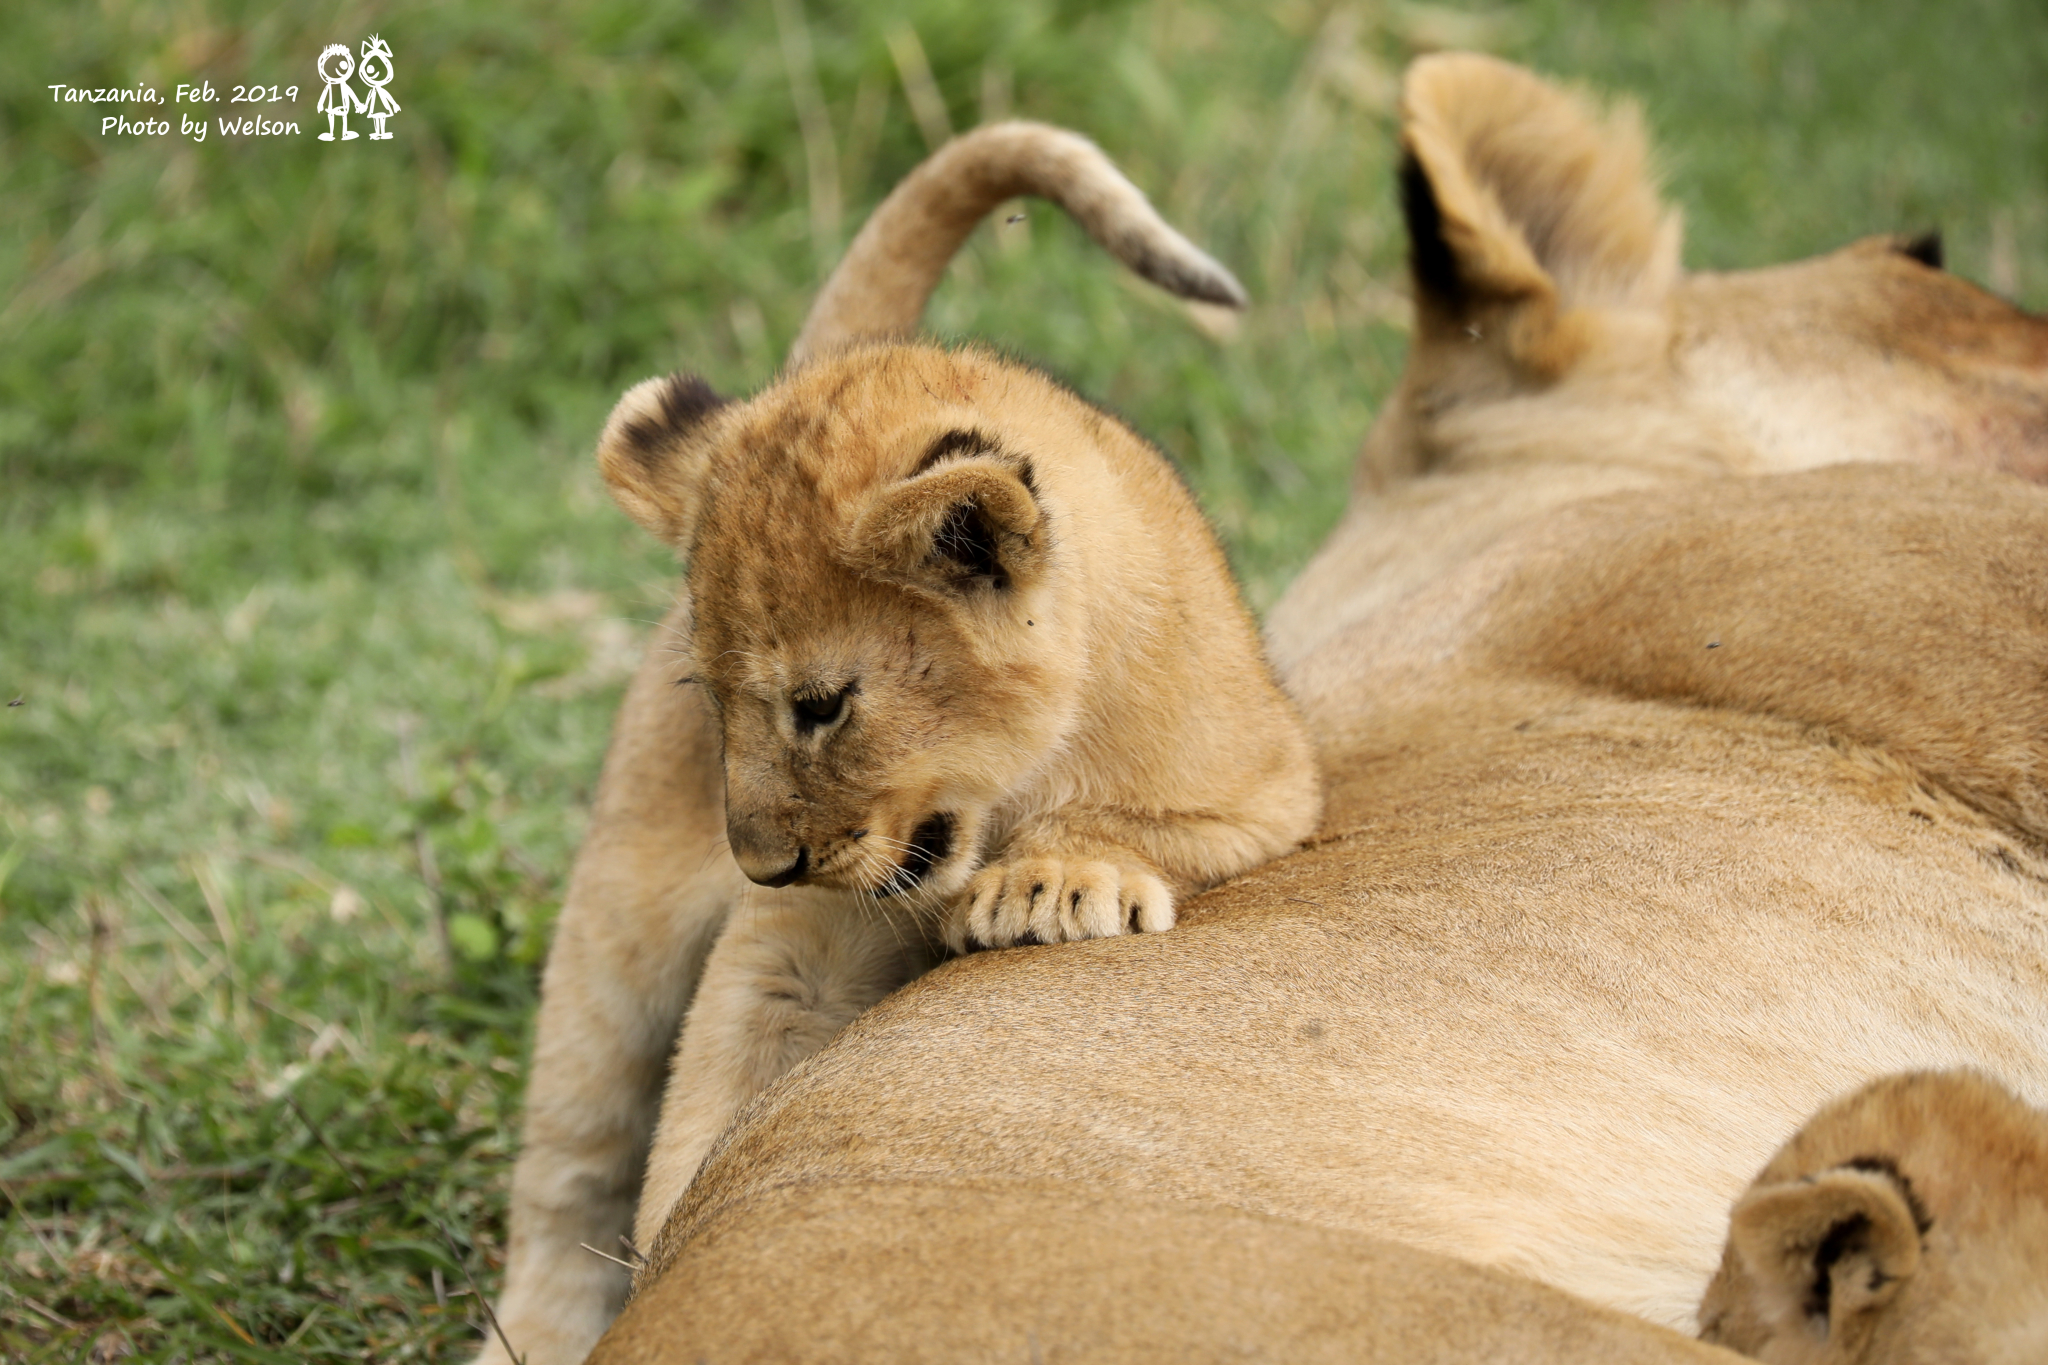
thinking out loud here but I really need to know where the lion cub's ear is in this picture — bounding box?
[1724,1163,1925,1352]
[596,373,729,545]
[847,458,1045,598]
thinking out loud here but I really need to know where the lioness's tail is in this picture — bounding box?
[789,121,1246,366]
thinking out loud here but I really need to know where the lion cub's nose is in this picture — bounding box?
[736,845,809,888]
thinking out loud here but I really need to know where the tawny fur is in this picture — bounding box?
[598,1182,1748,1365]
[790,120,1245,366]
[607,340,1319,1257]
[1265,57,2048,677]
[476,122,1313,1365]
[1700,1071,2048,1365]
[577,52,2048,1365]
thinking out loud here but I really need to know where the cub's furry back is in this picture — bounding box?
[476,122,1317,1365]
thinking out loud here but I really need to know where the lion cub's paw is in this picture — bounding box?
[948,857,1174,953]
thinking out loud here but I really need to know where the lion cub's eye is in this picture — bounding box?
[791,686,850,731]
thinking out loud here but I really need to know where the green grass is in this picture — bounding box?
[3,0,2044,1358]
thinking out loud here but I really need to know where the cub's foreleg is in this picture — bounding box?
[631,891,939,1262]
[949,804,1312,954]
[479,602,738,1365]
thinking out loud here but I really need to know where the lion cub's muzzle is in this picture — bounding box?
[726,812,809,888]
[739,844,808,888]
[729,811,957,895]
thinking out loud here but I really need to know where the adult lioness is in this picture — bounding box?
[583,1077,2048,1365]
[584,51,2048,1362]
[477,123,1317,1365]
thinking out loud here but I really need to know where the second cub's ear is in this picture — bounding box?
[596,372,728,546]
[847,459,1045,597]
[1724,1165,1924,1350]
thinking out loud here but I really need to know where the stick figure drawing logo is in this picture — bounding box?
[358,36,400,138]
[316,35,399,143]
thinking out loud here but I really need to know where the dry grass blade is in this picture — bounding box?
[439,1223,524,1365]
[772,0,843,268]
[288,1095,369,1196]
[886,23,954,153]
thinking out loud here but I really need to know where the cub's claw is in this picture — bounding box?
[948,858,1174,953]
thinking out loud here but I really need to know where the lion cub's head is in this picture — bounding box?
[597,342,1163,904]
[1699,1070,2048,1365]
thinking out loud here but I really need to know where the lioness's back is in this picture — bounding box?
[643,470,2048,1329]
[597,1182,1741,1364]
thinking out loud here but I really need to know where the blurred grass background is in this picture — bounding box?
[3,0,2043,1358]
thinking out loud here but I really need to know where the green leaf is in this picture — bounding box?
[447,912,501,962]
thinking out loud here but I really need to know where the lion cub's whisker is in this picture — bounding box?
[576,1242,638,1272]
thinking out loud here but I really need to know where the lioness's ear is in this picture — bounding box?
[1724,1164,1924,1350]
[596,372,728,545]
[1398,53,1681,370]
[847,458,1044,597]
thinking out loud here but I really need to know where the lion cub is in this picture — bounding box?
[1700,1070,2048,1364]
[478,122,1315,1365]
[600,339,1321,1253]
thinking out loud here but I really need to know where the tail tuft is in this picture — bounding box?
[790,122,1245,367]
